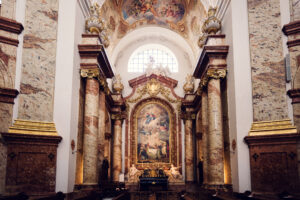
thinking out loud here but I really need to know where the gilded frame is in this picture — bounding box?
[130,97,177,169]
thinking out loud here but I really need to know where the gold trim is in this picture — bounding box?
[249,119,298,136]
[8,119,58,136]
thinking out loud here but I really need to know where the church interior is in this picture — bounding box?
[0,0,300,199]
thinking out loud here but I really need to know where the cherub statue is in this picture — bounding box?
[128,164,142,183]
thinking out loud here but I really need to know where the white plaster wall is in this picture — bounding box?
[54,0,85,193]
[13,0,26,119]
[280,0,294,123]
[111,27,196,98]
[222,0,252,193]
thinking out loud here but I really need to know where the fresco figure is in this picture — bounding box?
[122,0,185,25]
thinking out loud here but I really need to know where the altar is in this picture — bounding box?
[139,169,168,191]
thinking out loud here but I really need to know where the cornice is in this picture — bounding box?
[193,45,229,79]
[78,44,114,78]
[128,74,178,89]
[287,89,300,104]
[0,16,23,34]
[0,87,19,104]
[287,39,300,48]
[0,35,19,46]
[282,20,300,36]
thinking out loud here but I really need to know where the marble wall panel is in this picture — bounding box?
[248,0,288,121]
[290,0,300,21]
[0,0,16,19]
[0,44,17,89]
[0,135,7,194]
[18,0,59,121]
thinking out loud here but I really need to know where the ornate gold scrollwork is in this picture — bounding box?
[80,68,100,79]
[146,78,161,96]
[206,69,226,79]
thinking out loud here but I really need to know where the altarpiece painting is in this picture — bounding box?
[136,102,171,163]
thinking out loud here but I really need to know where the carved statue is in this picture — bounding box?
[112,74,124,94]
[183,74,195,94]
[128,164,142,183]
[165,164,183,182]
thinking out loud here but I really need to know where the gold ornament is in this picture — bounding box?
[206,69,226,79]
[80,68,100,79]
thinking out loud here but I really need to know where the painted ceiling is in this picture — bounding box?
[99,0,207,54]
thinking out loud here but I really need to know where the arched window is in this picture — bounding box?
[128,44,178,73]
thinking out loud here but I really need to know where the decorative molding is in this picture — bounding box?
[287,89,300,104]
[287,39,300,48]
[248,119,298,136]
[8,119,59,136]
[0,35,19,46]
[0,16,23,34]
[282,20,300,36]
[78,0,91,18]
[0,87,19,104]
[128,74,178,89]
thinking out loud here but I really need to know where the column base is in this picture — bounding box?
[203,184,232,192]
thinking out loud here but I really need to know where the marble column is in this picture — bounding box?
[112,118,122,182]
[98,90,106,180]
[207,69,226,186]
[185,115,194,182]
[82,76,99,185]
[201,90,209,185]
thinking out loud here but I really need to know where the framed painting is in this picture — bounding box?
[136,102,171,163]
[131,98,177,169]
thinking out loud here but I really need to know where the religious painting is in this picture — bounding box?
[136,102,171,163]
[122,0,186,26]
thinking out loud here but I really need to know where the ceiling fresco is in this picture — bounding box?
[100,0,207,55]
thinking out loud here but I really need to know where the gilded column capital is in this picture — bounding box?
[80,68,100,79]
[206,69,226,80]
[111,113,125,121]
[182,112,196,120]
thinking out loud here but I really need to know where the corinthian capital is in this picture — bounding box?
[207,69,226,79]
[80,68,100,79]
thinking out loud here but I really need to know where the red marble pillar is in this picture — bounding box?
[112,118,122,182]
[83,77,99,185]
[98,90,106,178]
[207,76,225,187]
[184,115,194,182]
[201,90,209,185]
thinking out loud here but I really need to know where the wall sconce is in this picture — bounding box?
[71,139,76,154]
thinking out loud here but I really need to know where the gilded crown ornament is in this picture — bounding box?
[198,7,221,48]
[183,74,195,94]
[112,74,124,94]
[85,3,110,47]
[202,7,221,35]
